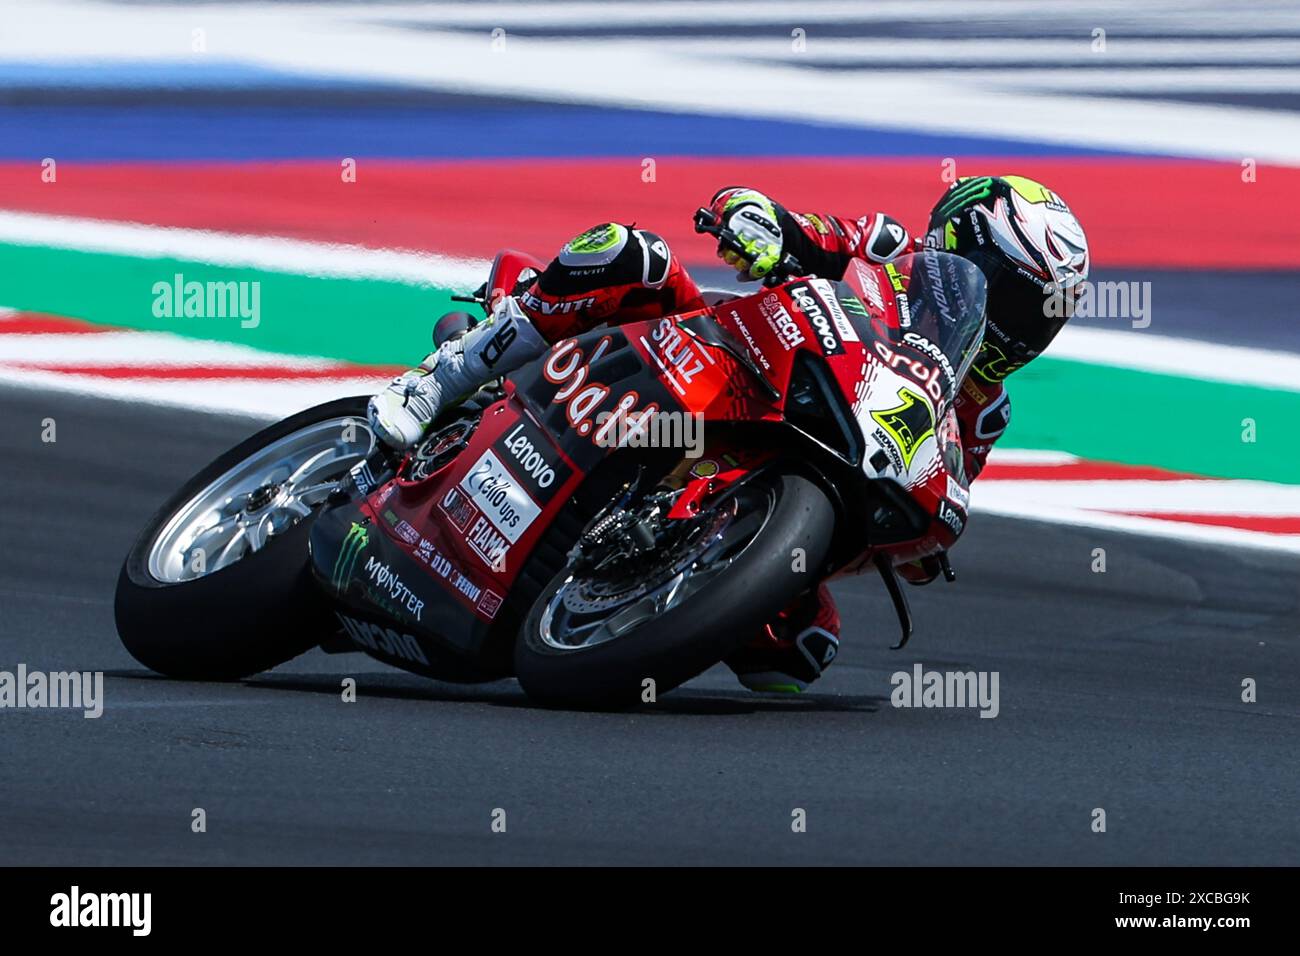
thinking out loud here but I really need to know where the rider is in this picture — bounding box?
[368,176,1090,693]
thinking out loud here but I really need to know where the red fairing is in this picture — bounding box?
[485,249,548,307]
[677,261,971,567]
[408,249,973,608]
[630,312,783,424]
[359,390,584,615]
[832,257,974,564]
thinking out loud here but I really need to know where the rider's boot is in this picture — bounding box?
[368,297,548,450]
[726,582,841,693]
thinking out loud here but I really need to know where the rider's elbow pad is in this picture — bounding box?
[861,214,911,263]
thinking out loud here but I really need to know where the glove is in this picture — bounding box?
[709,188,784,280]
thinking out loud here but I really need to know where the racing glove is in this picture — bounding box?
[708,186,912,281]
[707,188,785,280]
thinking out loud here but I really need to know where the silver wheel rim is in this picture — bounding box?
[147,417,373,583]
[537,483,776,651]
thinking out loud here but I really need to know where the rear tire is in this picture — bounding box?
[114,398,371,681]
[515,470,835,708]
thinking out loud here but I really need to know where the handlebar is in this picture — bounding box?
[693,207,803,287]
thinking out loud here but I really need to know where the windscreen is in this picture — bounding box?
[837,251,988,404]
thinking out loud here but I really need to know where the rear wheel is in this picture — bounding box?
[114,398,373,680]
[516,470,835,708]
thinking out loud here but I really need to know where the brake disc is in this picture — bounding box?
[560,508,730,615]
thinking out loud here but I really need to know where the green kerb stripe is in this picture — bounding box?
[0,243,455,366]
[1005,358,1299,485]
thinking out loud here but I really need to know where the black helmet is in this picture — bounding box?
[925,175,1089,384]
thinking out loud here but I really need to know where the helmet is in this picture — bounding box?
[924,175,1089,384]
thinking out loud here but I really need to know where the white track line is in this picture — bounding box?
[971,497,1300,555]
[1048,326,1300,392]
[0,365,387,419]
[972,478,1300,516]
[0,330,347,368]
[984,449,1081,466]
[0,211,489,290]
[5,345,1298,554]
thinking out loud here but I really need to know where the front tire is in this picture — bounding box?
[516,470,835,708]
[114,398,373,681]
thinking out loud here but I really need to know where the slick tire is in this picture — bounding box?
[114,398,370,681]
[516,470,835,709]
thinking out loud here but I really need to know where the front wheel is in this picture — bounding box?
[114,398,374,680]
[516,470,836,708]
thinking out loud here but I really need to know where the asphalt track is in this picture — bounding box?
[1,385,1298,866]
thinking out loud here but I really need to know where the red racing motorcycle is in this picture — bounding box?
[115,215,987,707]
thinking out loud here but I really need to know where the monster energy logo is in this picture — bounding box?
[841,293,869,317]
[331,522,369,592]
[935,177,994,219]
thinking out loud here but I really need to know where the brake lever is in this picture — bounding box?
[693,206,723,237]
[449,281,488,305]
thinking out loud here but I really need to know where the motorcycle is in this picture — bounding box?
[114,212,987,707]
